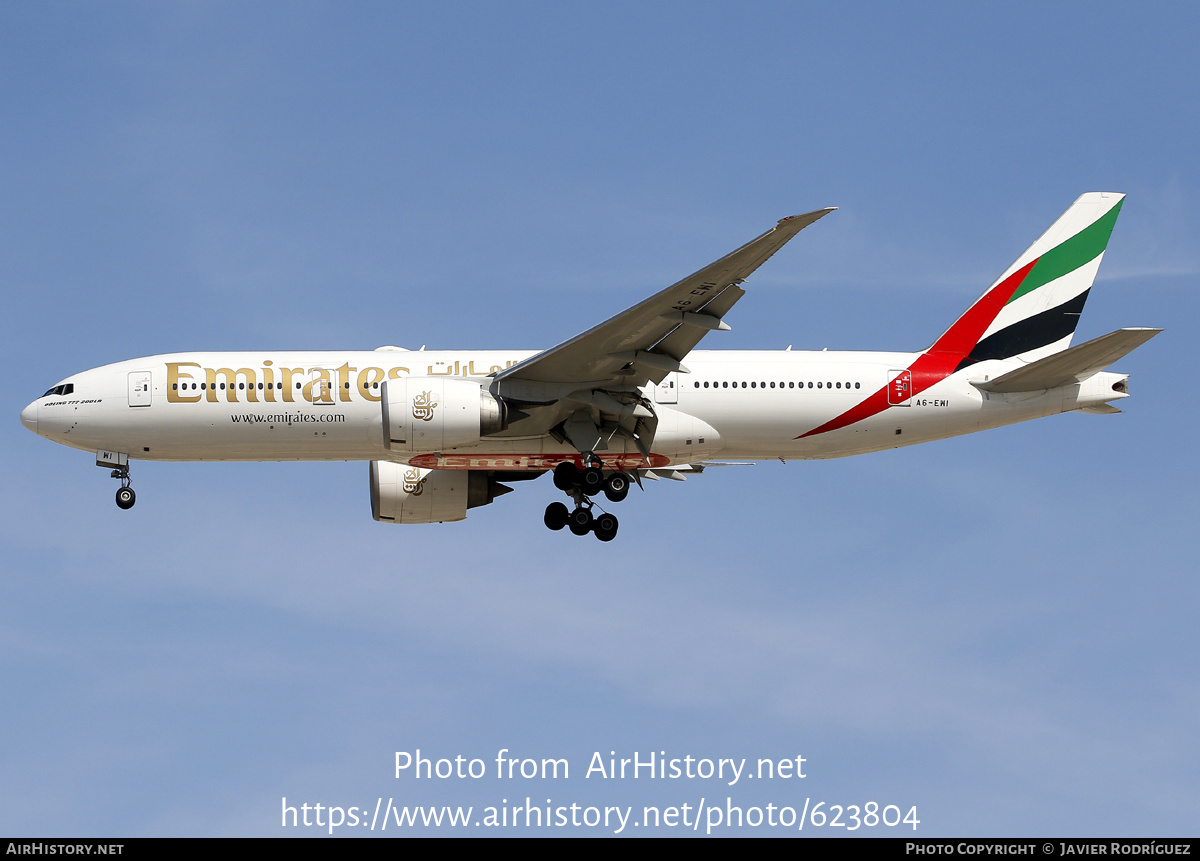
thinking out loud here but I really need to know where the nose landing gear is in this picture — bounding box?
[111,465,135,510]
[545,457,630,541]
[97,451,136,510]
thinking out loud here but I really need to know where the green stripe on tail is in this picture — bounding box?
[1006,197,1124,305]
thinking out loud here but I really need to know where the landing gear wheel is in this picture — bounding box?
[593,512,619,542]
[115,486,136,510]
[543,501,569,531]
[553,462,580,491]
[580,465,605,495]
[603,472,630,503]
[568,506,593,536]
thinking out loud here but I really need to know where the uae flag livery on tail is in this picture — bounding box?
[801,192,1125,439]
[955,192,1123,369]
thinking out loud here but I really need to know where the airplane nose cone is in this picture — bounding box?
[20,401,38,434]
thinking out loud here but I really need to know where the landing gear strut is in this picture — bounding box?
[111,465,136,510]
[544,457,629,541]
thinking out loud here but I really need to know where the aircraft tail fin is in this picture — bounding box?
[927,192,1126,370]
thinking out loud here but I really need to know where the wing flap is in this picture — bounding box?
[638,460,754,480]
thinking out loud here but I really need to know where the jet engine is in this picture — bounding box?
[381,377,508,452]
[369,461,514,524]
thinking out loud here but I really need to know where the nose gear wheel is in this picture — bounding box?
[110,465,136,510]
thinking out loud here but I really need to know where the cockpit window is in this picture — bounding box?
[42,383,74,397]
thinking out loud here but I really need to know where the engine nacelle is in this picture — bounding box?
[381,377,507,452]
[369,461,510,524]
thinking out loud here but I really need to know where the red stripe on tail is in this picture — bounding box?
[798,258,1038,439]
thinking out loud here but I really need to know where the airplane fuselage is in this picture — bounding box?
[22,347,1127,467]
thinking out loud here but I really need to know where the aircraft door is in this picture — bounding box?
[305,367,338,405]
[655,372,679,404]
[128,371,153,407]
[888,369,912,406]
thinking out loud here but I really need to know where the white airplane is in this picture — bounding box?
[21,192,1159,541]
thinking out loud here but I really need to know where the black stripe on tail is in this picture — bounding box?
[955,289,1090,372]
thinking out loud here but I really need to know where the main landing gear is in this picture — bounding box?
[111,465,136,510]
[543,460,630,542]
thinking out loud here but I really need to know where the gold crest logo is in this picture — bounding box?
[402,467,427,495]
[412,390,438,422]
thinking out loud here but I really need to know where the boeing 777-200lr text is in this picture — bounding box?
[21,193,1159,541]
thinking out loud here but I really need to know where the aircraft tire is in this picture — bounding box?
[603,472,630,503]
[543,502,569,531]
[115,487,136,510]
[553,462,579,491]
[593,512,618,542]
[580,465,604,494]
[568,507,593,536]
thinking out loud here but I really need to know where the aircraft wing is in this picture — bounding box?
[495,208,836,389]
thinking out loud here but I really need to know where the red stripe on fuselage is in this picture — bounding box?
[797,258,1038,439]
[408,453,671,470]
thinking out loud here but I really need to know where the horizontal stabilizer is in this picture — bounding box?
[1079,403,1122,414]
[973,327,1162,393]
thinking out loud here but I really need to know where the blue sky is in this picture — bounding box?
[2,2,1197,836]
